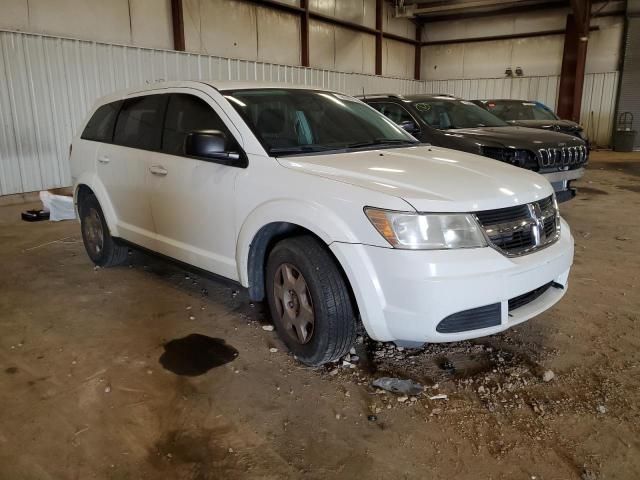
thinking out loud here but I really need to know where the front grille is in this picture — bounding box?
[474,195,560,256]
[475,204,530,225]
[543,217,555,237]
[509,282,553,311]
[493,229,534,251]
[537,195,554,211]
[536,145,588,170]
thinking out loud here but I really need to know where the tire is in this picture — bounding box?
[78,193,129,267]
[265,235,357,366]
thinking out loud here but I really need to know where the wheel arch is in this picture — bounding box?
[73,173,119,237]
[239,213,359,321]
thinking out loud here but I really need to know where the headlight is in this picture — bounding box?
[481,147,532,168]
[364,208,487,250]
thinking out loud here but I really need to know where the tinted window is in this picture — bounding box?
[162,94,232,155]
[81,101,122,142]
[487,101,557,121]
[223,89,416,156]
[370,102,415,125]
[113,95,168,150]
[412,99,507,129]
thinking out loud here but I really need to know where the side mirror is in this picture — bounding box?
[399,120,419,134]
[185,130,242,164]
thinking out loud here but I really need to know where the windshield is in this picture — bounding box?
[411,98,508,129]
[484,101,558,121]
[222,89,418,155]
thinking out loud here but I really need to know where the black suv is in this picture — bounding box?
[472,99,589,146]
[361,94,588,202]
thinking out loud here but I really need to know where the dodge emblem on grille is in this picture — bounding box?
[528,203,546,246]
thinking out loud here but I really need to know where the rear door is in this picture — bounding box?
[97,93,168,249]
[147,90,243,280]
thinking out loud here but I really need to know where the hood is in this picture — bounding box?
[447,126,585,149]
[277,145,554,212]
[507,119,582,132]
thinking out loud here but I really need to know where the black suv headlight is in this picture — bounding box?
[481,147,537,171]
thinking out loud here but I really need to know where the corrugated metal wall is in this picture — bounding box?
[422,72,619,148]
[0,29,425,196]
[616,16,640,149]
[0,29,620,196]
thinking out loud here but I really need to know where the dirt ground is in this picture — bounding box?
[0,151,638,480]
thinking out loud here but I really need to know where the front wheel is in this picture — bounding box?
[265,235,357,366]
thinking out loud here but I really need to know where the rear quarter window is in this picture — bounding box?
[81,101,123,142]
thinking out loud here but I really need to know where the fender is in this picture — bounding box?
[74,172,120,237]
[235,198,364,288]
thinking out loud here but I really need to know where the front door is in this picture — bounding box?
[147,91,242,280]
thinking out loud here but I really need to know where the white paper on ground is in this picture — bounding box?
[39,191,76,221]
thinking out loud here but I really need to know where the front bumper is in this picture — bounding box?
[542,168,585,202]
[331,218,574,343]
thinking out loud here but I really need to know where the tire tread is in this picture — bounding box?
[267,235,357,366]
[79,193,128,267]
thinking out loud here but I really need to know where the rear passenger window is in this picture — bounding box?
[113,95,168,150]
[162,94,233,156]
[81,101,122,142]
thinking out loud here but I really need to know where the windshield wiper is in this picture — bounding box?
[269,145,342,155]
[346,138,417,149]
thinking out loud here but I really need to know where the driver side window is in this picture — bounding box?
[162,94,234,156]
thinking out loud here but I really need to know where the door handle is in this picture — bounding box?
[149,165,168,176]
[98,155,110,164]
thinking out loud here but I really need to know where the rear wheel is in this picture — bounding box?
[78,193,128,267]
[265,235,357,366]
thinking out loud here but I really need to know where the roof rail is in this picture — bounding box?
[354,93,405,100]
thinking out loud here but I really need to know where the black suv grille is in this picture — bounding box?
[474,196,559,256]
[536,145,588,170]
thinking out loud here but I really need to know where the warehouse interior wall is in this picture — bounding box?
[0,0,417,78]
[421,8,624,80]
[0,29,427,197]
[184,0,416,77]
[617,12,640,149]
[0,1,629,196]
[0,0,174,49]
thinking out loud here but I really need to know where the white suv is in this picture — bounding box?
[70,81,574,366]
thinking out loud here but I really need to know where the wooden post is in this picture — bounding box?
[301,0,310,67]
[171,0,185,51]
[557,1,591,121]
[375,0,383,75]
[414,23,422,80]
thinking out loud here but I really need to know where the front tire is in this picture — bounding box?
[78,193,128,267]
[265,235,357,366]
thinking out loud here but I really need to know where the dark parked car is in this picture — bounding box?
[472,99,589,146]
[361,94,588,202]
